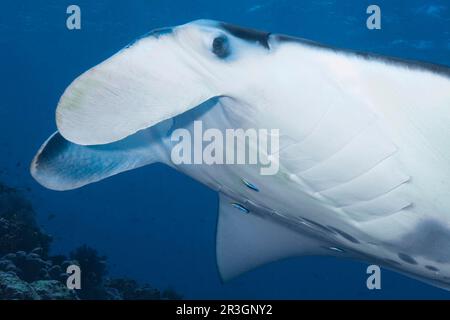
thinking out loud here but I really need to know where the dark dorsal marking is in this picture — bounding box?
[425,265,439,272]
[275,34,450,79]
[383,258,402,267]
[397,252,418,265]
[220,22,270,49]
[147,27,173,38]
[125,27,173,49]
[302,218,336,235]
[327,226,360,244]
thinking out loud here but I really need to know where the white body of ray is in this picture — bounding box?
[33,21,450,288]
[159,35,450,284]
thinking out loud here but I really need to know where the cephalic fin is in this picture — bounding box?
[31,125,169,191]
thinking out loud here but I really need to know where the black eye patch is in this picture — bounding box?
[220,22,270,49]
[212,35,231,59]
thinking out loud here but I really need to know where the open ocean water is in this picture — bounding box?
[0,0,449,299]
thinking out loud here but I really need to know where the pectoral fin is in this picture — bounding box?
[216,193,322,281]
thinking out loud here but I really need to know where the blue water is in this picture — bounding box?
[1,0,449,299]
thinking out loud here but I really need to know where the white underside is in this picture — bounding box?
[159,42,450,287]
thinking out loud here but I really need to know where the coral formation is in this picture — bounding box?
[0,182,51,256]
[0,181,182,300]
[0,271,40,300]
[106,278,161,300]
[69,245,107,299]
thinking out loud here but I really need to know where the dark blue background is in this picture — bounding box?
[0,0,449,299]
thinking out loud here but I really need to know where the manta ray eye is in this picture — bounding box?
[212,35,230,59]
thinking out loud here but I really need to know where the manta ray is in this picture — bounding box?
[31,20,450,290]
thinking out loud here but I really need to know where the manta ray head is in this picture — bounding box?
[56,19,272,146]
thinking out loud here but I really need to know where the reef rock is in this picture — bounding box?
[30,280,78,300]
[0,271,39,300]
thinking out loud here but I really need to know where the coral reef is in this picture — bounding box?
[0,270,77,300]
[106,278,161,300]
[0,181,182,300]
[0,182,51,256]
[0,249,60,282]
[69,245,107,299]
[31,280,78,300]
[0,271,40,300]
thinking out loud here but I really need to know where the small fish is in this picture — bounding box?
[327,246,345,253]
[241,178,259,192]
[230,202,250,214]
